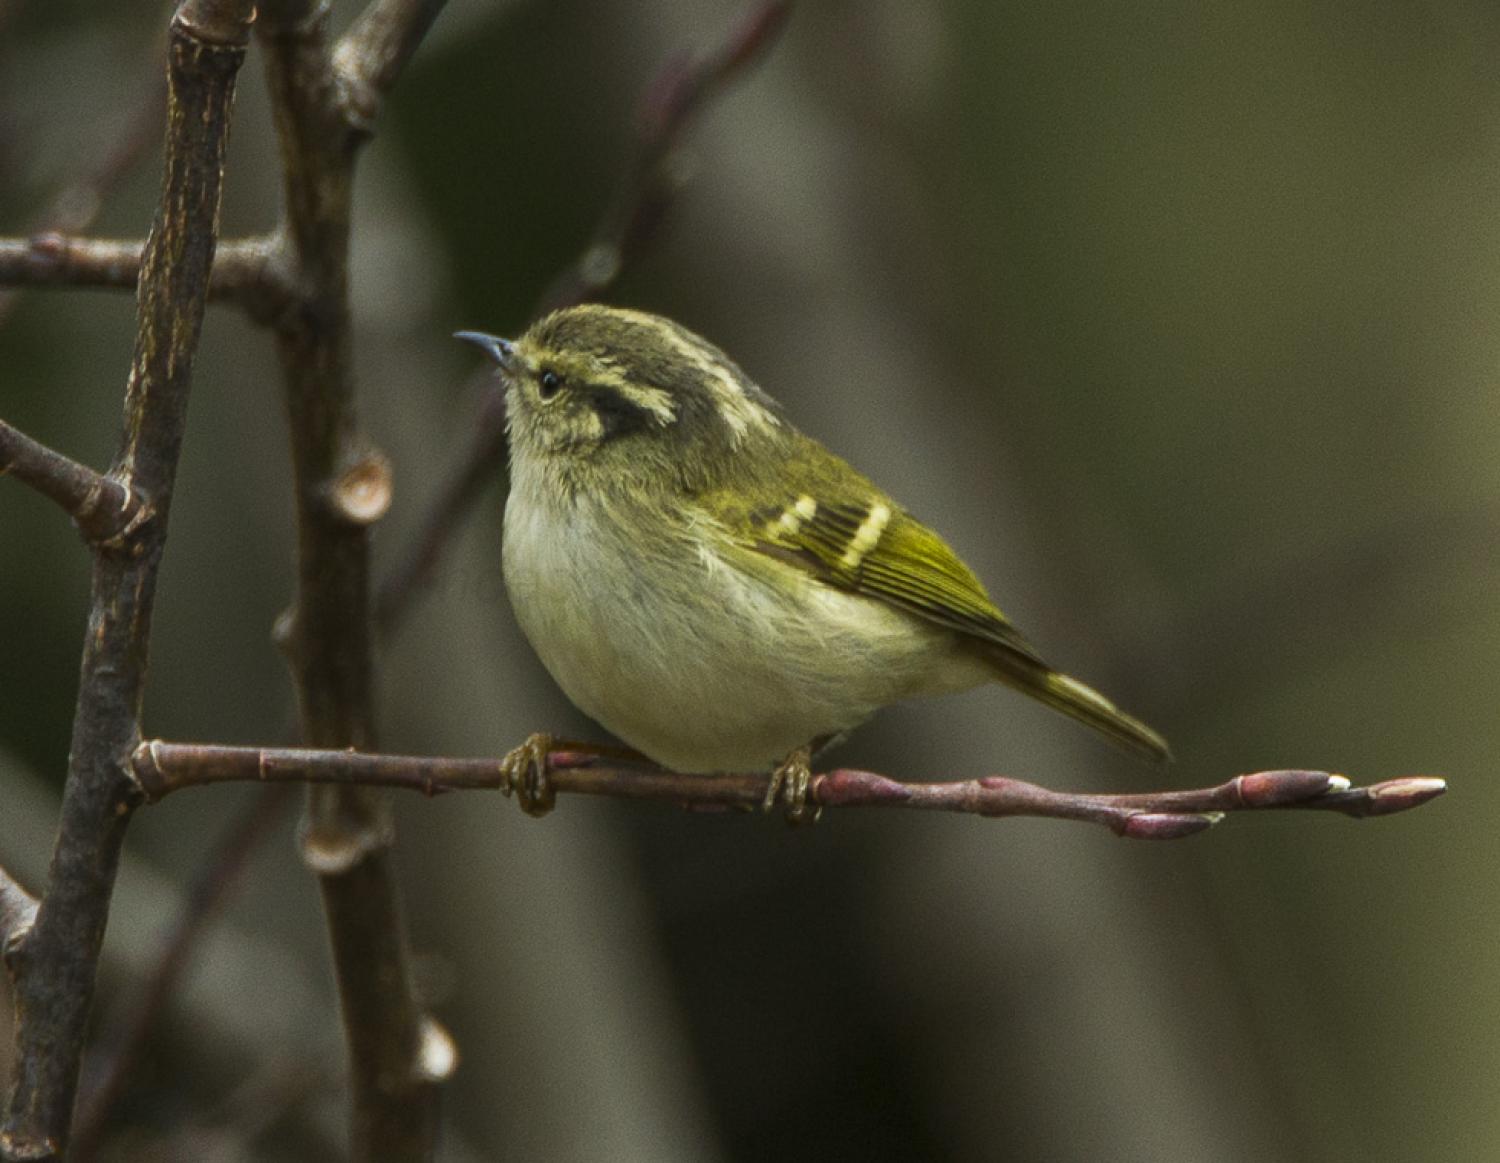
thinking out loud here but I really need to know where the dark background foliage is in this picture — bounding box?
[1,1,1492,1159]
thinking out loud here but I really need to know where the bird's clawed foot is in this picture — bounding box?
[499,733,558,818]
[764,744,821,825]
[499,735,653,817]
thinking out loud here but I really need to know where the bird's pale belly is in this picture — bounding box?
[503,497,989,772]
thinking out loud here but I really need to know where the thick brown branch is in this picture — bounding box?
[131,740,1447,837]
[1,4,253,1160]
[0,420,146,544]
[258,0,444,1156]
[375,0,793,634]
[0,234,287,317]
[332,0,449,131]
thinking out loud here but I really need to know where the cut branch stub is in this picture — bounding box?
[325,447,394,526]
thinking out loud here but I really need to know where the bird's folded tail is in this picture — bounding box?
[983,648,1172,763]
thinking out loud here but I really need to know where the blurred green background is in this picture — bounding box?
[1,1,1493,1159]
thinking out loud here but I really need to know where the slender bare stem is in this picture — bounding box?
[130,740,1447,837]
[375,0,794,634]
[0,234,288,317]
[0,420,146,545]
[257,0,448,1155]
[25,54,164,236]
[0,19,168,329]
[0,4,254,1159]
[67,785,299,1161]
[538,0,792,315]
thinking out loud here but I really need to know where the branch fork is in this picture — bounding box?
[0,420,153,547]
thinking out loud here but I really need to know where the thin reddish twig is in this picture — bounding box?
[130,739,1447,839]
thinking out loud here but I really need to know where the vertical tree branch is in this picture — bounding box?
[257,0,450,1157]
[0,3,254,1159]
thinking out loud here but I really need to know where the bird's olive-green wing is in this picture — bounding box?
[704,439,1171,762]
[726,481,1044,665]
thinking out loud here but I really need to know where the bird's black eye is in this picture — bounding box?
[538,369,562,399]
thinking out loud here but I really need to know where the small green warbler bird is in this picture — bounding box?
[457,306,1168,817]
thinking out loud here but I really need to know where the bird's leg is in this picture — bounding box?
[764,743,821,825]
[499,734,652,817]
[499,733,557,817]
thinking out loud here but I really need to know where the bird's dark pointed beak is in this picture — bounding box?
[454,330,516,370]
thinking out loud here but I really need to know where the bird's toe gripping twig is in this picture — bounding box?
[765,744,821,825]
[499,733,559,818]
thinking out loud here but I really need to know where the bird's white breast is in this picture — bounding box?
[502,474,988,772]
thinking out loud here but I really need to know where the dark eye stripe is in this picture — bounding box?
[587,387,654,440]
